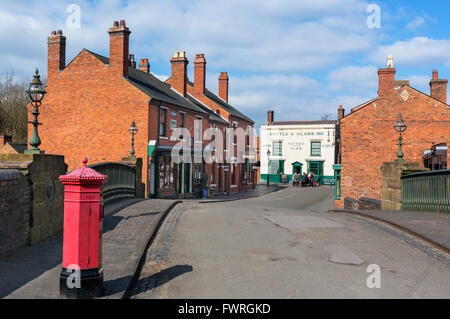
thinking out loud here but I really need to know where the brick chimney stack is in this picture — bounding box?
[108,20,131,78]
[48,30,66,82]
[170,51,188,96]
[377,55,396,97]
[0,135,12,147]
[267,110,274,125]
[338,105,345,120]
[430,69,448,104]
[218,72,229,103]
[139,59,150,73]
[194,54,206,95]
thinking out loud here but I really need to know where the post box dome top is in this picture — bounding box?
[59,157,108,184]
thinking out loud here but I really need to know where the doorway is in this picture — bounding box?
[292,162,303,175]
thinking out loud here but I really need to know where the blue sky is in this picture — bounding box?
[1,0,449,128]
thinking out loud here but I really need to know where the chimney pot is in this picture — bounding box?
[113,21,119,27]
[51,30,57,35]
[267,110,274,125]
[57,30,63,35]
[432,69,438,79]
[430,69,448,104]
[120,20,126,27]
[139,58,150,73]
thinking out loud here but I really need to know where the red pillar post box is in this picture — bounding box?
[59,158,108,298]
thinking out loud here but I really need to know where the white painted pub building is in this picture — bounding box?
[260,111,337,184]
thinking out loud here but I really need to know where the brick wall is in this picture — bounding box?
[0,170,31,258]
[33,49,150,191]
[0,154,67,245]
[337,83,450,208]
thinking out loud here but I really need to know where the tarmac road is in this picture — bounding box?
[131,186,450,299]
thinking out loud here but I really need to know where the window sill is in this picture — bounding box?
[160,136,168,140]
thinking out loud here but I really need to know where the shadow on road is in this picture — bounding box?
[130,264,193,297]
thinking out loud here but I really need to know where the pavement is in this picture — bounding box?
[330,209,450,253]
[0,198,180,299]
[131,186,450,299]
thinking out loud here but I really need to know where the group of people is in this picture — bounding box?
[292,171,317,187]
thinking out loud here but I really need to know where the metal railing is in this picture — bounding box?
[89,162,136,204]
[401,169,450,214]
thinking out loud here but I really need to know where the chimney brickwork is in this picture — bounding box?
[170,51,188,96]
[108,20,131,78]
[430,69,448,104]
[218,72,229,103]
[48,30,66,82]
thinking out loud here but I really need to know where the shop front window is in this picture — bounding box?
[159,157,174,189]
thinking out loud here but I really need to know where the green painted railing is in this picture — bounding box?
[401,169,450,214]
[89,162,136,204]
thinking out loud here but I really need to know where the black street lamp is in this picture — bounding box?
[266,149,271,187]
[25,68,46,154]
[394,113,407,162]
[128,120,138,158]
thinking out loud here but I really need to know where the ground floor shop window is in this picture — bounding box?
[159,156,175,189]
[242,159,252,184]
[269,160,284,174]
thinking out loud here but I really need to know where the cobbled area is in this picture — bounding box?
[131,204,186,299]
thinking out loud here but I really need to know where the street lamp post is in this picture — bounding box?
[267,149,271,187]
[394,113,407,162]
[25,68,46,154]
[128,120,138,158]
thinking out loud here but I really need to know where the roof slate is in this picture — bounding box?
[187,80,254,123]
[86,50,208,115]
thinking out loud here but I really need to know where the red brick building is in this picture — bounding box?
[165,53,256,193]
[34,20,255,198]
[335,60,450,208]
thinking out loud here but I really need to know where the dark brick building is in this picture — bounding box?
[335,60,450,208]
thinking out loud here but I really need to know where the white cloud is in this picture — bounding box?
[406,16,425,31]
[370,37,450,67]
[327,65,378,94]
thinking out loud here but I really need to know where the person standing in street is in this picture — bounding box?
[201,172,208,199]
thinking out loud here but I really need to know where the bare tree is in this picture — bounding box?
[0,71,29,143]
[321,113,332,120]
